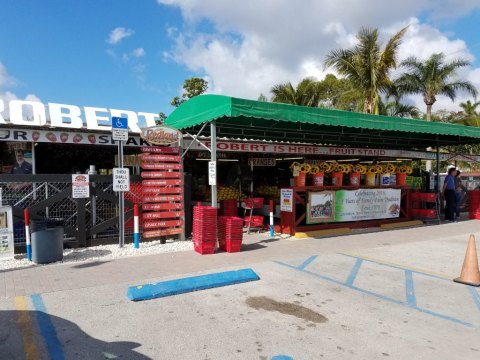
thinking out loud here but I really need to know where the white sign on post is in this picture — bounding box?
[281,189,293,212]
[113,168,130,192]
[0,206,14,260]
[112,117,129,141]
[208,161,216,186]
[72,174,90,198]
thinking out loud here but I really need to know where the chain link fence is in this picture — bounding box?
[0,178,142,246]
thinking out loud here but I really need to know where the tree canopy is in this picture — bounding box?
[324,26,408,114]
[395,53,478,120]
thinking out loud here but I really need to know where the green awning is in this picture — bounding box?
[165,94,480,149]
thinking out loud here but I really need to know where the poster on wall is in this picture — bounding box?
[280,189,293,212]
[307,191,335,223]
[307,188,401,224]
[2,142,33,174]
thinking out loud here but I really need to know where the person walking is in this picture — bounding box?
[442,167,457,222]
[454,170,467,219]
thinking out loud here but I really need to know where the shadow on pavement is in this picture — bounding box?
[71,260,111,269]
[0,310,151,360]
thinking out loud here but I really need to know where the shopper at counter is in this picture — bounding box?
[442,167,457,221]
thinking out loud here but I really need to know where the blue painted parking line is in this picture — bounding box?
[297,255,317,270]
[470,287,480,311]
[31,294,65,360]
[127,268,260,301]
[275,254,477,328]
[341,253,447,281]
[405,270,417,307]
[345,258,363,287]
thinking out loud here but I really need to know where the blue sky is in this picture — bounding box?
[1,0,480,121]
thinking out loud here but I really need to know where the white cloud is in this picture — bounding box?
[0,63,16,88]
[132,48,146,58]
[0,63,41,119]
[118,48,147,62]
[107,27,134,45]
[159,0,480,112]
[1,91,42,120]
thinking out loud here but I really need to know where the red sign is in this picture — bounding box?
[143,187,182,194]
[142,195,183,203]
[142,179,183,186]
[143,203,183,211]
[143,228,183,238]
[142,211,183,220]
[141,146,180,154]
[143,220,183,229]
[141,171,182,179]
[141,163,182,170]
[141,143,184,239]
[141,126,180,145]
[141,154,181,162]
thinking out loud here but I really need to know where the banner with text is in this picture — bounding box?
[307,188,401,224]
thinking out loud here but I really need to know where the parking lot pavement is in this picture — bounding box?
[1,221,480,359]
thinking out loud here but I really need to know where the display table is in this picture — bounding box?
[279,185,412,235]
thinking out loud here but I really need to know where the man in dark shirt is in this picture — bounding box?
[10,150,33,174]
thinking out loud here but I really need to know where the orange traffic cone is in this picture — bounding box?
[453,234,480,286]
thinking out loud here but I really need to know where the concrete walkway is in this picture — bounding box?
[1,219,479,359]
[1,219,477,299]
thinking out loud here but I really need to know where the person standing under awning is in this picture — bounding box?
[442,167,457,222]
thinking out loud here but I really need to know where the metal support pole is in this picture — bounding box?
[210,121,217,208]
[436,146,440,193]
[32,141,37,200]
[118,141,125,247]
[89,165,97,240]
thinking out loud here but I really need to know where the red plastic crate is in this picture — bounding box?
[225,240,242,253]
[193,241,215,255]
[411,208,437,219]
[218,239,242,252]
[244,215,264,228]
[220,200,238,217]
[411,192,437,202]
[244,198,264,209]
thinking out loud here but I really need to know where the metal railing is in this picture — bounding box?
[0,174,141,246]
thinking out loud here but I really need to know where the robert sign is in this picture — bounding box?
[0,100,160,133]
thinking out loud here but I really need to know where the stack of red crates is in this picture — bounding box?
[192,206,217,254]
[411,192,438,219]
[219,199,238,217]
[469,190,480,219]
[218,216,243,253]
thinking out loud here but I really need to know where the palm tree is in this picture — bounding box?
[324,26,408,115]
[457,100,480,126]
[270,77,320,107]
[380,100,420,118]
[395,53,478,120]
[459,100,480,116]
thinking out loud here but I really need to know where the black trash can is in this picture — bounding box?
[30,218,64,264]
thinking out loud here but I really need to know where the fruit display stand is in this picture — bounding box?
[280,161,414,236]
